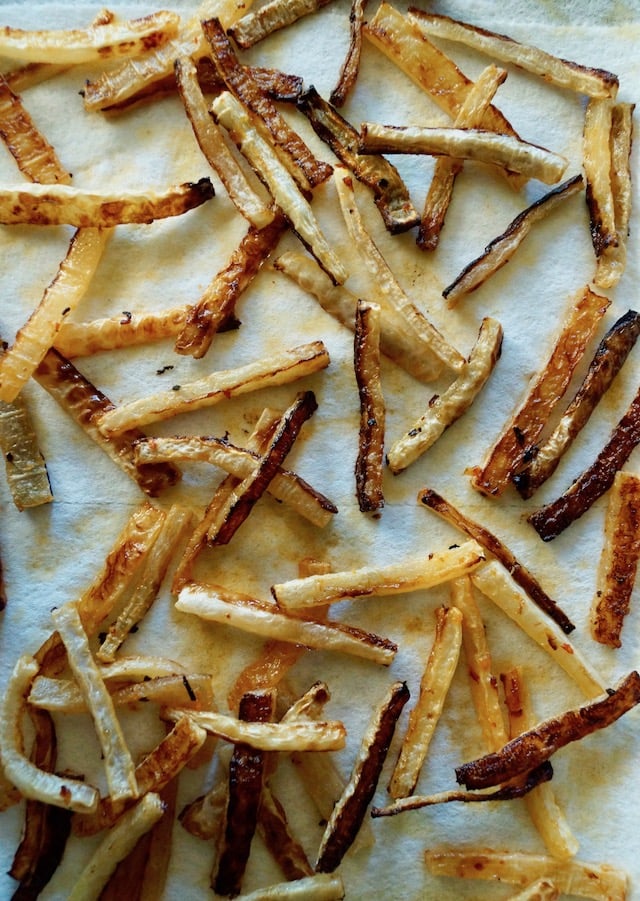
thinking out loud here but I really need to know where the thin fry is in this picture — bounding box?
[354,300,385,512]
[53,307,188,357]
[229,0,335,48]
[584,97,617,257]
[330,0,369,107]
[595,102,635,288]
[0,390,52,510]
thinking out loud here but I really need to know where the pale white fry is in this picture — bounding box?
[236,873,345,900]
[0,391,52,509]
[54,307,188,358]
[584,98,617,258]
[595,102,635,288]
[230,0,334,48]
[506,879,560,901]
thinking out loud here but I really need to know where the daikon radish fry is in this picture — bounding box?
[211,92,346,286]
[176,582,397,666]
[506,880,560,901]
[418,487,574,634]
[0,390,52,510]
[73,715,207,837]
[0,227,110,404]
[359,123,568,186]
[0,73,70,185]
[258,784,314,880]
[355,300,385,513]
[315,680,409,872]
[529,384,640,541]
[230,0,334,48]
[469,285,610,498]
[450,577,508,752]
[97,339,330,436]
[591,471,640,647]
[513,309,640,499]
[0,655,98,813]
[179,763,228,841]
[389,606,462,799]
[203,17,332,193]
[213,691,274,897]
[174,212,287,358]
[330,0,369,107]
[174,54,274,230]
[471,561,606,698]
[408,10,619,100]
[296,86,419,234]
[425,849,628,900]
[35,348,181,496]
[584,98,617,257]
[444,175,584,305]
[53,307,188,358]
[51,603,138,802]
[388,317,503,473]
[273,249,446,383]
[238,873,345,900]
[278,680,331,725]
[134,434,337,528]
[418,63,507,251]
[595,102,635,289]
[501,667,579,861]
[97,505,194,663]
[333,167,464,376]
[0,178,214,227]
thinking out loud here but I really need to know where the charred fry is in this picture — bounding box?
[354,300,385,512]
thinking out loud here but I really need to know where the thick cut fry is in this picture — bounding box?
[584,98,617,257]
[590,471,640,647]
[443,175,584,305]
[53,307,188,357]
[360,123,568,185]
[96,340,330,435]
[388,606,462,798]
[330,0,368,107]
[408,10,619,99]
[0,655,98,813]
[469,286,610,497]
[230,0,335,47]
[528,384,640,541]
[175,581,397,665]
[513,309,640,498]
[315,680,409,872]
[0,227,110,403]
[51,603,138,802]
[272,539,485,609]
[354,300,385,512]
[0,178,214,227]
[34,348,181,496]
[0,391,52,510]
[425,849,627,900]
[387,317,503,473]
[237,873,345,900]
[595,102,635,288]
[471,561,606,697]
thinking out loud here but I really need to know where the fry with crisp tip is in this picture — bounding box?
[330,0,368,107]
[229,0,335,48]
[0,391,52,510]
[53,307,189,358]
[584,98,617,257]
[354,300,385,512]
[257,784,314,880]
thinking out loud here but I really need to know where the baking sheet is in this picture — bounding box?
[0,0,639,898]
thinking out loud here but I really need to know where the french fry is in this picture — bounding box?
[471,561,606,697]
[388,606,462,799]
[590,471,640,647]
[583,98,617,257]
[595,102,635,288]
[257,784,314,880]
[53,307,189,358]
[229,0,335,48]
[329,0,369,107]
[96,340,330,435]
[354,300,385,512]
[236,873,345,900]
[0,390,53,510]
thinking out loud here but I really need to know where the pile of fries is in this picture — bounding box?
[0,0,639,898]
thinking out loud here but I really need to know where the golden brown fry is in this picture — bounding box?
[584,97,617,257]
[387,317,502,473]
[330,0,369,107]
[354,300,385,512]
[258,784,314,880]
[53,307,188,357]
[388,606,462,798]
[0,390,52,510]
[230,0,335,48]
[591,471,640,647]
[469,285,610,497]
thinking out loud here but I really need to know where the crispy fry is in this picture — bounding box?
[513,309,640,498]
[237,873,345,900]
[388,606,462,798]
[330,0,368,107]
[590,471,640,647]
[315,680,409,872]
[471,561,605,697]
[53,307,188,357]
[229,0,335,48]
[469,286,610,497]
[354,300,385,512]
[387,317,503,473]
[258,784,314,880]
[443,175,584,305]
[584,98,617,257]
[96,339,330,435]
[0,390,52,510]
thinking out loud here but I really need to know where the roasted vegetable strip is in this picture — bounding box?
[418,488,574,634]
[590,471,640,647]
[443,175,584,305]
[388,606,462,798]
[237,873,345,900]
[584,98,617,257]
[387,317,502,473]
[529,384,640,541]
[354,300,385,512]
[456,670,640,791]
[470,286,610,497]
[34,348,181,496]
[53,307,188,358]
[595,102,635,288]
[408,10,619,99]
[0,391,52,510]
[96,340,330,435]
[229,0,335,48]
[513,309,640,498]
[258,784,314,880]
[330,0,369,107]
[315,680,409,872]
